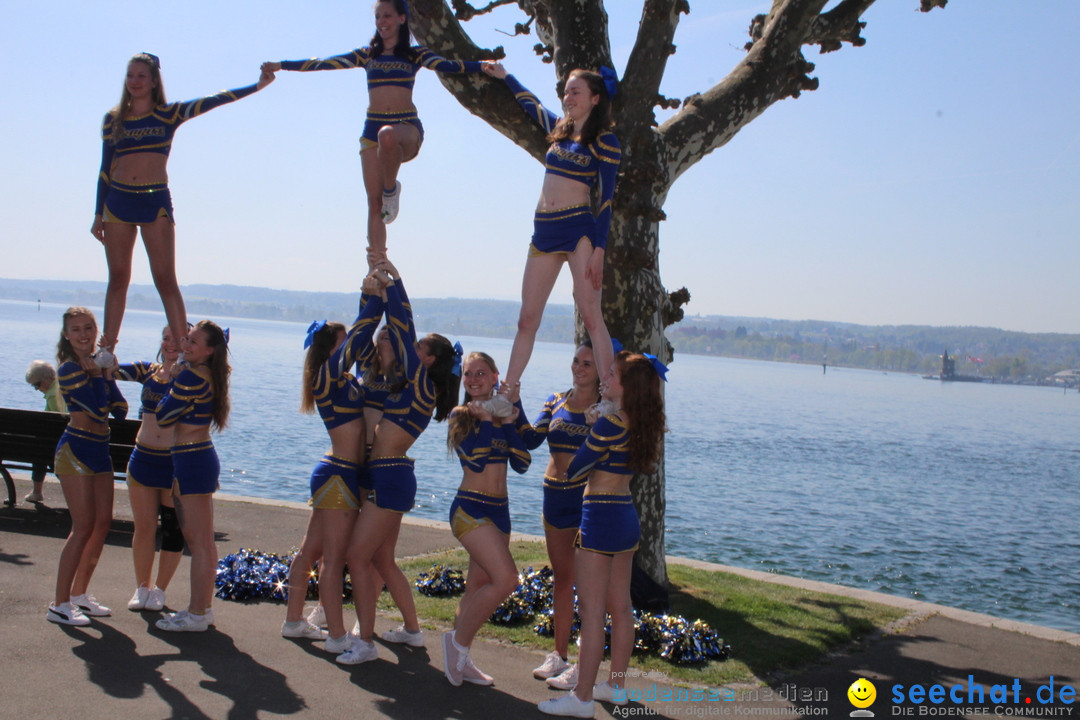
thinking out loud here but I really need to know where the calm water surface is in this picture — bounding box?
[2,300,1077,632]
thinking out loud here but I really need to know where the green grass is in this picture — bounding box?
[376,540,907,686]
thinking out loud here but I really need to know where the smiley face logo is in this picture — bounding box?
[848,678,877,709]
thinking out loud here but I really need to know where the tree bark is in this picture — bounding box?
[411,0,944,587]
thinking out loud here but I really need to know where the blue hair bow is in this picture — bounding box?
[599,65,618,99]
[642,353,668,382]
[611,337,624,353]
[304,319,327,349]
[141,52,161,69]
[450,341,464,377]
[222,328,231,346]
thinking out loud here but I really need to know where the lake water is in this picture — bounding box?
[2,300,1077,633]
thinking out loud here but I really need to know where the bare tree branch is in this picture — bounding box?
[450,0,519,21]
[622,0,687,129]
[808,0,872,53]
[410,0,550,160]
[661,0,837,184]
[546,0,613,84]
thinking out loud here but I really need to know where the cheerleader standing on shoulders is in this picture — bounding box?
[520,342,602,689]
[442,352,531,686]
[539,351,666,718]
[282,274,385,649]
[337,260,460,664]
[480,62,620,411]
[91,53,274,365]
[263,0,491,265]
[153,320,231,632]
[114,325,187,612]
[48,307,128,626]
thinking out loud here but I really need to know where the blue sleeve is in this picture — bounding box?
[58,362,110,422]
[95,113,115,216]
[521,394,558,450]
[155,367,209,427]
[385,281,419,375]
[514,398,547,450]
[414,47,483,74]
[334,292,386,378]
[115,361,152,385]
[107,379,128,420]
[281,48,371,71]
[455,417,495,472]
[504,74,559,135]
[165,84,261,126]
[566,415,618,483]
[501,419,532,474]
[592,132,621,250]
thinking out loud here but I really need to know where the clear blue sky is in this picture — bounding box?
[2,1,1077,333]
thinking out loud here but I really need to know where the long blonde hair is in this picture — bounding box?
[446,351,498,450]
[300,322,346,414]
[109,54,167,144]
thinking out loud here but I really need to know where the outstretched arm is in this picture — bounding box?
[269,48,372,73]
[484,64,559,135]
[415,47,486,75]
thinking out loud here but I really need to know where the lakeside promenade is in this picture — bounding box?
[2,475,1077,720]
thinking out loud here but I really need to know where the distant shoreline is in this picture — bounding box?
[2,278,1077,384]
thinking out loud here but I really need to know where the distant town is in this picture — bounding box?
[3,279,1078,388]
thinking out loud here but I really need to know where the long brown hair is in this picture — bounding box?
[369,0,414,60]
[616,351,665,473]
[423,333,461,423]
[56,307,96,364]
[109,54,167,144]
[547,68,614,147]
[300,322,346,414]
[446,351,498,450]
[195,320,231,431]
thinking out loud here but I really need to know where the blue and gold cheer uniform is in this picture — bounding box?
[307,292,385,509]
[367,279,437,513]
[519,391,595,531]
[566,415,639,555]
[95,84,260,224]
[448,416,531,540]
[503,74,621,254]
[116,361,175,490]
[156,366,219,496]
[54,362,128,476]
[279,46,483,150]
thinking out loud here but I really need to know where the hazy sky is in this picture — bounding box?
[2,1,1077,333]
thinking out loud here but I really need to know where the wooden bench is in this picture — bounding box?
[0,407,140,507]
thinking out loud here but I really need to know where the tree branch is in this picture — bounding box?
[622,0,687,128]
[411,0,550,160]
[661,0,830,183]
[546,0,613,83]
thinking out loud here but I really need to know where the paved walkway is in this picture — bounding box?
[2,476,1077,719]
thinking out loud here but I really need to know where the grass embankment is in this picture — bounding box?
[375,540,906,687]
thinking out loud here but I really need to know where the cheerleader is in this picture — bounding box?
[337,260,460,664]
[91,53,274,365]
[264,0,491,265]
[539,351,666,718]
[521,343,602,689]
[481,62,620,410]
[282,275,384,650]
[153,320,230,632]
[442,352,531,686]
[114,326,187,612]
[47,308,128,626]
